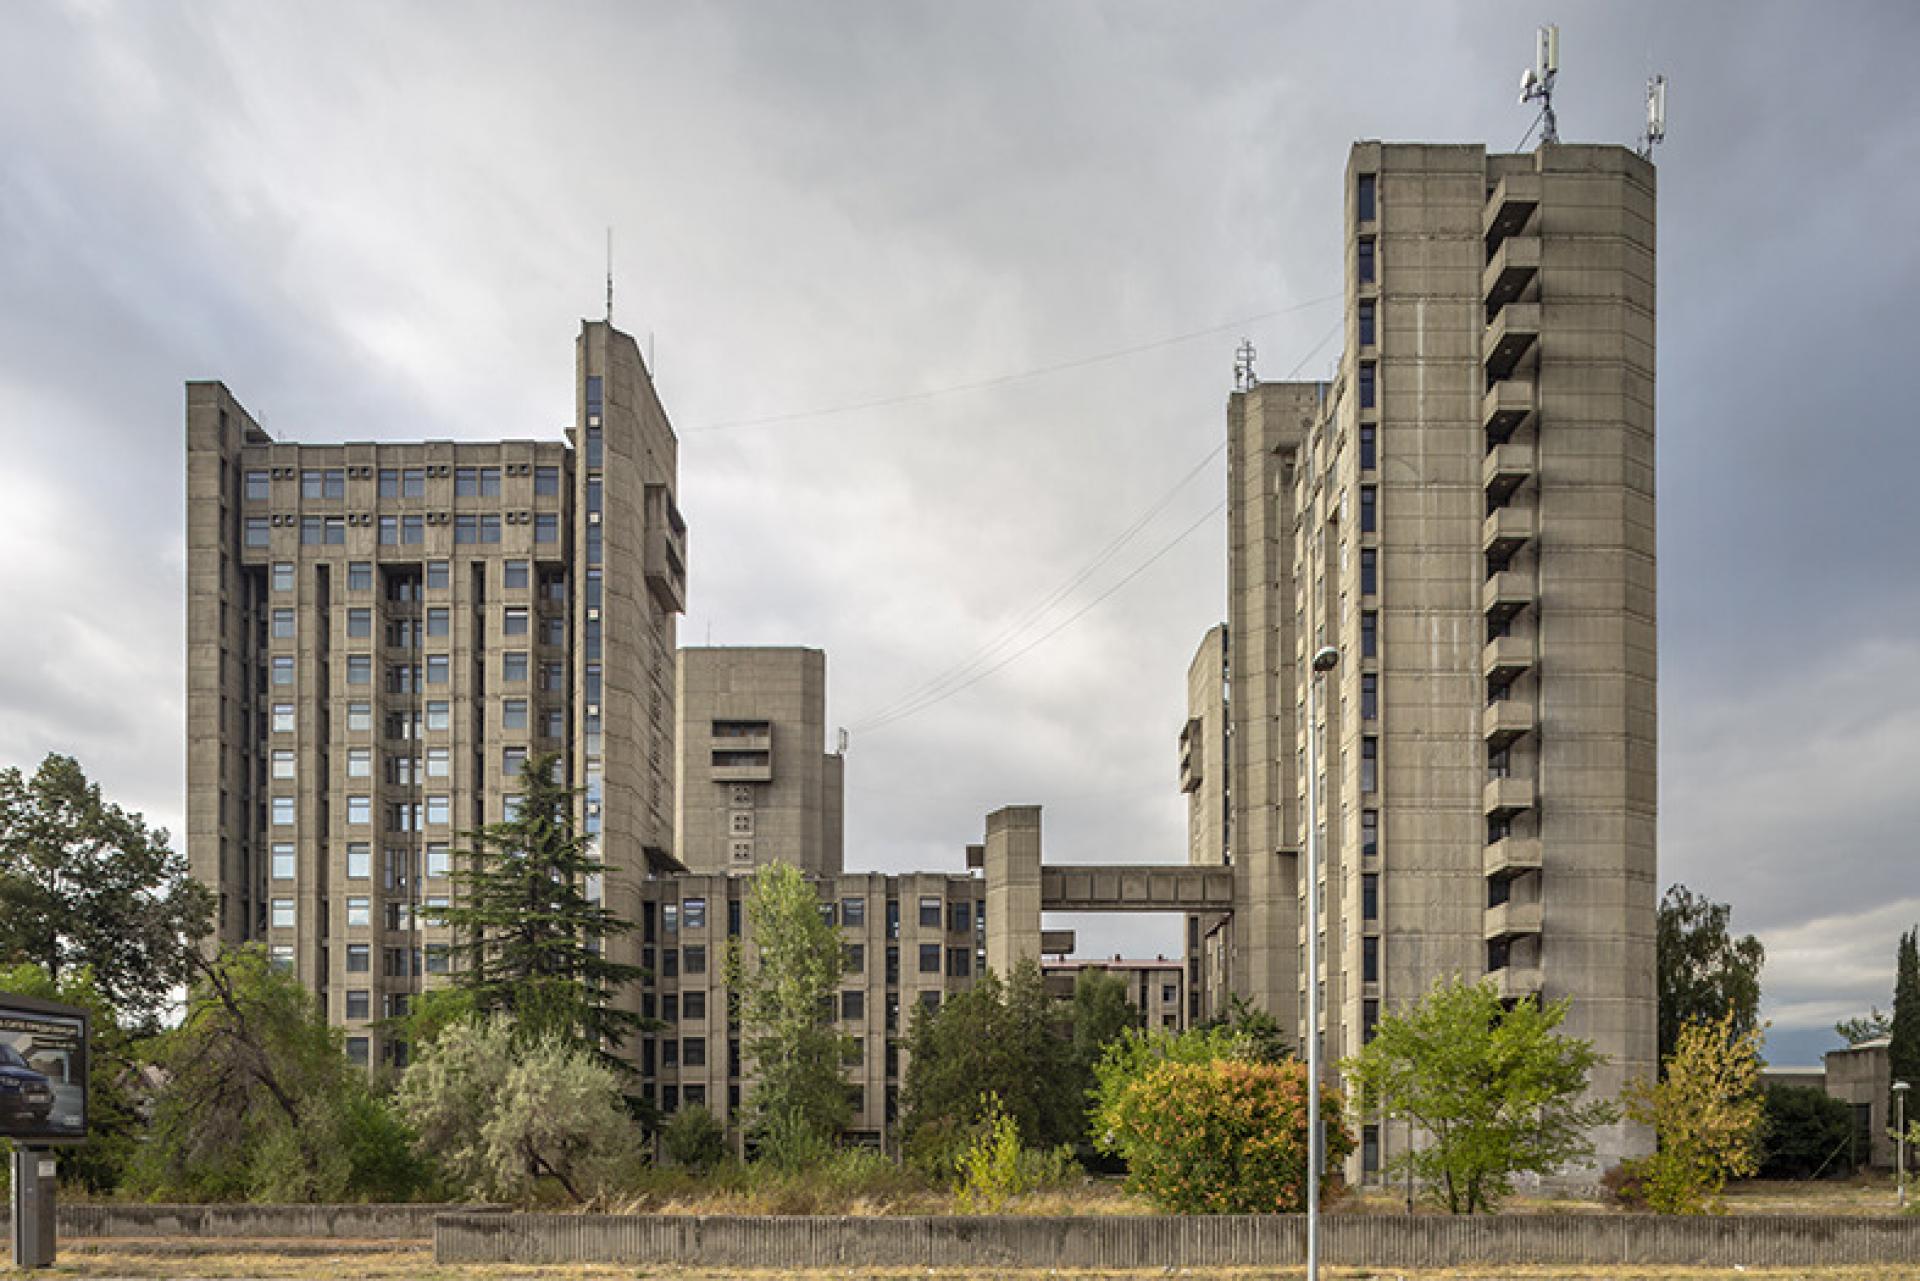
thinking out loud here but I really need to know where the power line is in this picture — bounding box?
[687,292,1341,433]
[852,499,1227,738]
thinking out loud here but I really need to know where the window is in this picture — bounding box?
[244,517,271,547]
[1360,549,1378,596]
[1362,808,1379,857]
[534,465,560,496]
[918,944,941,973]
[1357,238,1376,284]
[918,897,941,929]
[426,561,449,590]
[541,614,565,646]
[271,656,295,686]
[1357,172,1376,222]
[841,991,865,1021]
[244,470,271,501]
[1363,872,1380,921]
[1361,610,1378,658]
[919,990,941,1012]
[682,898,707,931]
[683,944,707,975]
[378,469,401,498]
[454,467,478,497]
[1361,737,1379,793]
[426,700,450,731]
[271,748,296,780]
[272,562,296,592]
[347,796,371,825]
[534,513,558,543]
[1361,673,1379,720]
[502,652,528,682]
[1359,363,1377,411]
[844,942,865,973]
[425,843,450,879]
[479,467,500,497]
[1363,935,1380,984]
[946,947,971,978]
[339,607,368,639]
[346,990,370,1021]
[455,515,477,543]
[502,746,527,777]
[1358,300,1376,348]
[842,897,865,928]
[504,561,530,590]
[346,655,371,686]
[347,561,373,591]
[347,746,371,778]
[346,943,370,973]
[271,843,296,880]
[503,606,528,635]
[378,516,398,546]
[682,1036,707,1068]
[385,663,417,693]
[542,662,567,693]
[272,703,296,733]
[265,897,293,929]
[501,698,528,731]
[347,843,372,878]
[272,796,295,827]
[426,655,450,685]
[346,897,370,928]
[426,795,450,826]
[949,901,971,935]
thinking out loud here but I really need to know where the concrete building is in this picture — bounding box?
[675,647,844,877]
[185,319,687,1068]
[1186,141,1658,1180]
[1043,957,1189,1032]
[1822,1038,1895,1170]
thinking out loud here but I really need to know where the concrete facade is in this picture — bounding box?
[185,320,685,1069]
[1824,1038,1895,1170]
[1043,957,1188,1031]
[675,647,844,877]
[1188,141,1658,1180]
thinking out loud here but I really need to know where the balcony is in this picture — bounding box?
[1483,699,1536,752]
[1482,380,1537,444]
[1484,303,1540,383]
[1483,236,1540,316]
[1483,173,1542,251]
[1483,634,1535,686]
[711,754,773,783]
[1482,571,1533,626]
[1484,776,1536,821]
[1483,506,1536,563]
[1484,899,1543,943]
[1492,965,1544,1002]
[1483,442,1534,506]
[644,484,688,615]
[1483,836,1543,880]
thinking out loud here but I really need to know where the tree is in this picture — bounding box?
[733,862,851,1167]
[1089,1023,1253,1158]
[1622,1012,1765,1213]
[440,754,644,1063]
[131,946,428,1202]
[660,1104,728,1174]
[0,963,140,1193]
[0,754,212,1028]
[1199,994,1294,1065]
[1102,1058,1352,1214]
[1758,1082,1854,1179]
[1891,929,1920,1145]
[1342,977,1617,1214]
[1657,884,1764,1065]
[396,1015,641,1203]
[1069,967,1141,1083]
[899,961,1081,1175]
[1836,1008,1891,1046]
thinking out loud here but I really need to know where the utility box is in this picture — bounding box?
[11,1147,55,1268]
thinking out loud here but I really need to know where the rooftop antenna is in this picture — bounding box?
[1518,23,1560,146]
[1233,338,1257,391]
[836,727,849,755]
[1639,74,1667,159]
[605,227,614,322]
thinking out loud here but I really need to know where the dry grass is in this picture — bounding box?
[17,1247,1920,1281]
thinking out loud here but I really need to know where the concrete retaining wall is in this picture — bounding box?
[54,1203,467,1240]
[435,1211,1920,1269]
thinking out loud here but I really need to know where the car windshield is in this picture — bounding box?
[0,1045,27,1070]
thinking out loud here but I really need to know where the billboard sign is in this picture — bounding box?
[0,995,88,1144]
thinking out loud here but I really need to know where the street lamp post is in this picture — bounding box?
[1305,644,1339,1281]
[1896,1080,1910,1209]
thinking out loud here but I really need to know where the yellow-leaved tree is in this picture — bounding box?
[1621,1012,1765,1213]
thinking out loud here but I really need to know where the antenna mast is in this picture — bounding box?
[1233,338,1258,392]
[605,227,614,322]
[1518,24,1561,146]
[1639,74,1667,159]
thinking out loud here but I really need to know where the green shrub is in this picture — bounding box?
[1759,1082,1854,1178]
[661,1105,728,1174]
[1102,1057,1351,1214]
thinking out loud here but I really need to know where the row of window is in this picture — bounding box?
[269,896,449,930]
[265,698,560,736]
[268,744,533,782]
[245,514,562,548]
[246,466,566,504]
[648,894,980,942]
[270,841,453,881]
[268,560,562,595]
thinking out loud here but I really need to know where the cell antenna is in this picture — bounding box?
[1519,23,1561,146]
[1233,338,1258,392]
[1639,74,1667,159]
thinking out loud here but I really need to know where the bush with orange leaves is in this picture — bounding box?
[1101,1056,1353,1214]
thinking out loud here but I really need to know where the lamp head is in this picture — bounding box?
[1312,646,1340,674]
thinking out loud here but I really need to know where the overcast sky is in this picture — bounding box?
[2,1,1916,1065]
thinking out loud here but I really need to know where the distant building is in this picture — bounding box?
[1044,957,1188,1032]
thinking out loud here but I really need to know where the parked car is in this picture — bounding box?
[0,1044,55,1123]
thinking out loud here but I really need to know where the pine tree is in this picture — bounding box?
[439,754,644,1064]
[1889,927,1920,1166]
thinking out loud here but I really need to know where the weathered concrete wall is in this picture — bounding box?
[435,1212,1920,1270]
